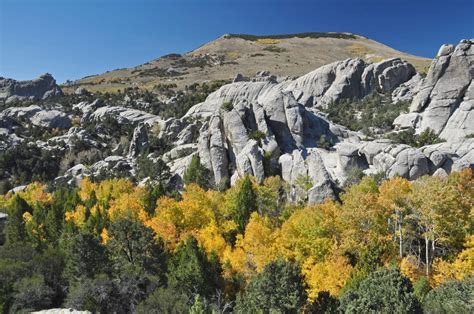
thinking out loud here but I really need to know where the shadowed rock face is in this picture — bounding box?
[0,73,63,103]
[394,39,474,142]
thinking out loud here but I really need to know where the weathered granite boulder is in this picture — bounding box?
[74,86,90,96]
[84,106,156,125]
[89,156,135,179]
[285,58,415,108]
[235,140,265,184]
[30,110,71,129]
[55,164,91,186]
[392,73,422,104]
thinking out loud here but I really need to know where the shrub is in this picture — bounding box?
[256,38,280,45]
[65,275,121,313]
[136,287,189,314]
[226,32,357,41]
[413,276,431,304]
[263,45,287,53]
[339,268,421,313]
[321,93,409,134]
[10,275,54,313]
[423,278,473,313]
[235,259,307,313]
[263,150,278,177]
[248,130,266,145]
[387,128,445,148]
[221,101,234,111]
[318,134,334,150]
[136,156,170,182]
[415,128,445,147]
[309,291,339,313]
[344,166,365,188]
[295,174,313,192]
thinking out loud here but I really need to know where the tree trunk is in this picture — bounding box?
[399,221,403,257]
[425,235,430,278]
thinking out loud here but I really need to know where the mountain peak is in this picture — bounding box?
[66,32,431,94]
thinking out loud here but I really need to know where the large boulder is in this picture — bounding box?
[285,58,415,108]
[391,73,423,104]
[84,106,156,126]
[30,110,71,129]
[235,140,265,184]
[285,58,367,108]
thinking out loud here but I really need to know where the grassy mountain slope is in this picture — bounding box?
[65,32,431,93]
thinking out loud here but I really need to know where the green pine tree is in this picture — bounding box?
[167,236,221,301]
[183,155,210,189]
[233,176,257,233]
[5,195,31,244]
[235,259,307,312]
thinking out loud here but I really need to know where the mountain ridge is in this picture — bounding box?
[64,32,431,93]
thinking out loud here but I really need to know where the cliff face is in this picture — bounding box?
[395,40,474,142]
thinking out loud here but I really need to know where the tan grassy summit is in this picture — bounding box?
[66,32,431,93]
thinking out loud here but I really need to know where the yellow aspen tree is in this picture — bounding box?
[378,177,412,258]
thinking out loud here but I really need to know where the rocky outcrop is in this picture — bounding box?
[55,164,91,186]
[391,73,422,104]
[30,110,71,129]
[6,42,470,206]
[83,106,156,126]
[395,40,474,141]
[285,58,415,108]
[0,73,62,103]
[177,45,472,203]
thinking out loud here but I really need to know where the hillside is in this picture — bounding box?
[0,32,472,313]
[65,32,431,93]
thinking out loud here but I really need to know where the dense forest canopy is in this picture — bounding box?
[0,168,472,313]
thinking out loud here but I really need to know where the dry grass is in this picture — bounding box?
[368,55,386,63]
[226,51,240,60]
[256,38,281,45]
[347,44,372,57]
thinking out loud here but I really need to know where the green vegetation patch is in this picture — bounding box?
[263,46,287,53]
[321,93,410,136]
[386,128,445,148]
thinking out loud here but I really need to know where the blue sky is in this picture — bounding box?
[1,0,473,83]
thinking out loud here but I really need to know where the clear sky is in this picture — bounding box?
[1,0,473,83]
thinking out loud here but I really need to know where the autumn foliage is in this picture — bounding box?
[0,169,473,312]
